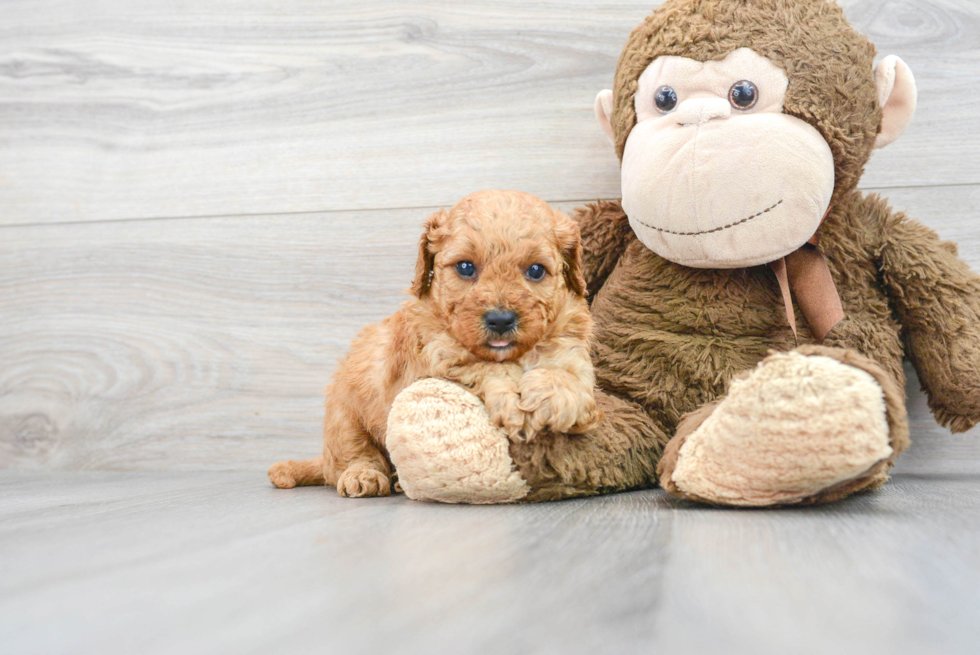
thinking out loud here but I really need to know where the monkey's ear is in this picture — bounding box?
[411,209,448,298]
[874,55,917,149]
[555,212,587,297]
[594,90,616,145]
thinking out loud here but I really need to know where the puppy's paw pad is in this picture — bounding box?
[268,462,297,489]
[337,468,391,498]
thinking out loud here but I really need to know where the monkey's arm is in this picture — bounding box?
[571,200,633,302]
[878,207,980,432]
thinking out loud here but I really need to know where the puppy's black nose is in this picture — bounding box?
[484,309,518,334]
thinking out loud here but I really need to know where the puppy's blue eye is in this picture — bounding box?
[455,261,476,279]
[526,264,546,281]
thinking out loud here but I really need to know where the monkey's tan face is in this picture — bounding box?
[618,48,835,268]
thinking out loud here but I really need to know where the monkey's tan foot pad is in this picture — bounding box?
[387,378,529,504]
[658,348,908,507]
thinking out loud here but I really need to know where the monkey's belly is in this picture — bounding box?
[589,242,903,433]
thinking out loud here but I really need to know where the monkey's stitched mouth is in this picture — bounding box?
[636,199,784,236]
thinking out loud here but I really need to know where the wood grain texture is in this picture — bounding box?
[1,188,978,472]
[1,0,979,224]
[0,207,425,470]
[1,470,979,655]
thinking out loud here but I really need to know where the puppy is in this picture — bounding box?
[268,190,600,497]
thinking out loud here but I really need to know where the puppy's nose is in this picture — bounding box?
[483,309,518,334]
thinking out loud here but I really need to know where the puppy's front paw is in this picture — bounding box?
[518,369,600,437]
[337,466,391,498]
[484,388,527,441]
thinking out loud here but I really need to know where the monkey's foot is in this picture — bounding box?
[387,379,528,504]
[657,346,909,507]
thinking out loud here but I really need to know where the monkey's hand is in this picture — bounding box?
[517,368,602,440]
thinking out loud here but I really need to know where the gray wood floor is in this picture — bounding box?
[2,0,980,652]
[2,470,979,655]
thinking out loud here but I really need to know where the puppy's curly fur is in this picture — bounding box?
[268,190,600,497]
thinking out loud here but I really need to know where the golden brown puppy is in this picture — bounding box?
[268,190,600,497]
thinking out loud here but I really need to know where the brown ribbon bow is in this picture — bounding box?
[769,234,844,343]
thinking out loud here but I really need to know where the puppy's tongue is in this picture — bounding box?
[488,340,513,349]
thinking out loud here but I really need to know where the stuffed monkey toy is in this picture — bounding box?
[385,0,980,506]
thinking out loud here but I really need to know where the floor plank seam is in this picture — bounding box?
[1,183,976,230]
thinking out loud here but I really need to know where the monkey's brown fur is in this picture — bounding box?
[268,190,600,497]
[499,0,980,503]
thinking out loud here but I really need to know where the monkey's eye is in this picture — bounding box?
[654,85,678,113]
[729,80,759,110]
[455,261,477,279]
[526,264,547,282]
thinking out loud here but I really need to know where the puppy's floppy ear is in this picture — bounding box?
[554,211,587,297]
[412,209,449,298]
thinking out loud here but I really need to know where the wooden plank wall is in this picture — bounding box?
[1,0,978,471]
